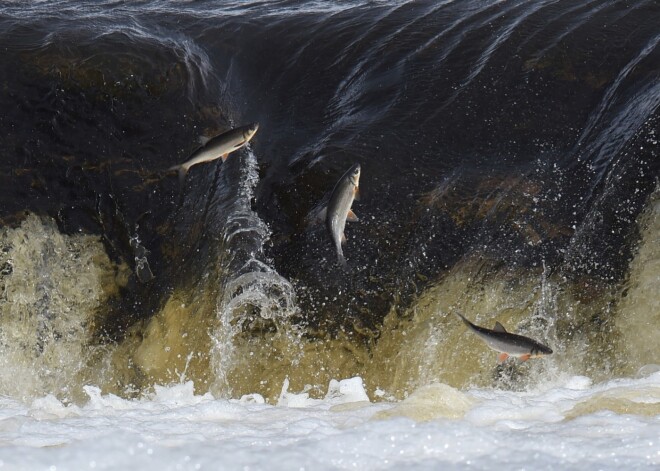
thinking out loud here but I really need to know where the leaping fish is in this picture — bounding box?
[453,311,553,362]
[168,122,259,184]
[318,163,361,268]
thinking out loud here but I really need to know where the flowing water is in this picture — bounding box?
[0,0,658,469]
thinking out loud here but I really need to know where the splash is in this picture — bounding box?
[210,148,300,397]
[614,186,660,374]
[0,214,128,401]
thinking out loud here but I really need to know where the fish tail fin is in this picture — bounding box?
[166,165,188,206]
[166,164,188,185]
[167,164,189,183]
[176,167,189,207]
[335,243,348,269]
[337,252,348,270]
[452,311,472,327]
[177,166,188,188]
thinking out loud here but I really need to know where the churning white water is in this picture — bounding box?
[0,372,658,470]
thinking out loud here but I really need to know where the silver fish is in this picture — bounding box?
[322,163,361,268]
[169,122,259,184]
[453,311,553,362]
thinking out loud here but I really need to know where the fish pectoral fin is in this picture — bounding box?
[221,153,229,162]
[338,252,348,269]
[341,232,347,244]
[493,321,507,333]
[497,353,509,363]
[174,166,188,187]
[346,209,359,222]
[519,354,531,362]
[353,186,361,201]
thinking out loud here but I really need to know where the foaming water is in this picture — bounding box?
[0,215,128,401]
[0,373,658,470]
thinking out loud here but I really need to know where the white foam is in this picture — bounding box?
[278,376,370,408]
[325,377,371,405]
[0,373,658,470]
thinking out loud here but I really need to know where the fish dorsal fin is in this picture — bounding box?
[346,209,358,222]
[493,321,507,333]
[304,206,328,228]
[307,207,327,226]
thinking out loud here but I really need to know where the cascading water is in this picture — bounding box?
[0,0,657,405]
[210,147,300,397]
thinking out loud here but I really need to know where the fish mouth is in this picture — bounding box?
[350,163,361,184]
[537,345,553,355]
[245,122,259,140]
[531,347,553,357]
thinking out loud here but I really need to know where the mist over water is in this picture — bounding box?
[0,0,658,406]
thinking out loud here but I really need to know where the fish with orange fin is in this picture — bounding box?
[452,311,553,362]
[317,163,361,268]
